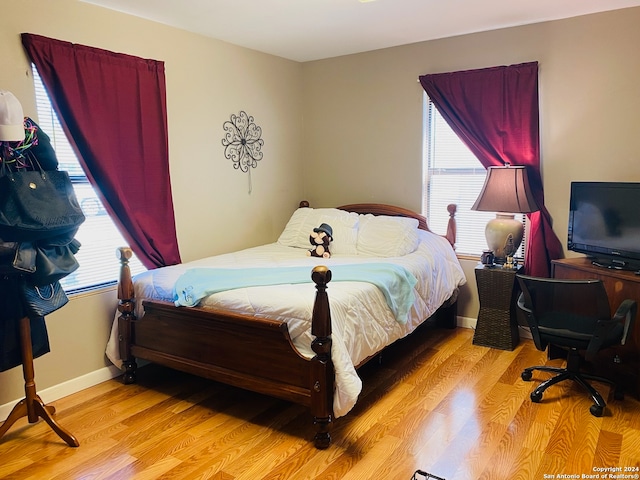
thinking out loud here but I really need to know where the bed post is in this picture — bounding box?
[445,204,457,249]
[116,247,137,384]
[310,265,334,449]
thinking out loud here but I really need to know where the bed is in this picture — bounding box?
[106,202,465,448]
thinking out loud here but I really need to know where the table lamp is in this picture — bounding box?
[471,164,539,267]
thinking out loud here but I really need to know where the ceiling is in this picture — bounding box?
[81,0,640,62]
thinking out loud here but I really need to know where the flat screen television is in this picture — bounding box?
[568,181,640,271]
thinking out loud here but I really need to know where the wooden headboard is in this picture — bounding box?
[298,201,457,249]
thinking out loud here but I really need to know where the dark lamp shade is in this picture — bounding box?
[471,165,539,214]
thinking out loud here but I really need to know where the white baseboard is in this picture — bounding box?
[518,325,533,339]
[457,315,477,330]
[0,365,122,420]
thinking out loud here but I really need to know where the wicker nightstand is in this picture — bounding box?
[473,264,522,350]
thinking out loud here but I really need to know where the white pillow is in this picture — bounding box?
[356,214,420,257]
[278,207,359,255]
[277,208,312,248]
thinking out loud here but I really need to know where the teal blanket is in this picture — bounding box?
[173,263,417,324]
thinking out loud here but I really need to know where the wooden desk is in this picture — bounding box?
[552,257,640,397]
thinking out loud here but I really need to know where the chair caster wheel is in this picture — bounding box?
[590,404,604,417]
[521,371,533,381]
[530,391,543,403]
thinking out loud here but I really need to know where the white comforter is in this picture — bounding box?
[106,230,466,417]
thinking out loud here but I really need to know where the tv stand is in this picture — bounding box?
[552,257,640,398]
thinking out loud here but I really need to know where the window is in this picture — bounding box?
[33,67,146,292]
[422,96,525,258]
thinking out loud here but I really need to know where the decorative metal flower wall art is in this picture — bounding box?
[221,110,264,193]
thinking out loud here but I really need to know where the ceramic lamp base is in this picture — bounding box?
[484,213,523,262]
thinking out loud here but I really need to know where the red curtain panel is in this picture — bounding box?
[21,33,181,269]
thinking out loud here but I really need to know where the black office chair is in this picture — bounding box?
[516,274,636,417]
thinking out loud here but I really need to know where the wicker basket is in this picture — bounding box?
[473,265,521,350]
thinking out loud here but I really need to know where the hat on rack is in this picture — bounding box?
[0,90,25,142]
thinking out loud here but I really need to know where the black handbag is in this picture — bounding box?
[0,161,85,241]
[31,238,81,285]
[0,240,21,274]
[3,237,80,283]
[20,280,69,318]
[10,241,36,274]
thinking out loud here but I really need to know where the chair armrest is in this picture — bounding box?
[612,299,637,346]
[516,292,531,313]
[516,292,548,351]
[587,299,637,360]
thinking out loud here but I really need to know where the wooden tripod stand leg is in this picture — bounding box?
[0,316,79,447]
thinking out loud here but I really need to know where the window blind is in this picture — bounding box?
[422,96,525,258]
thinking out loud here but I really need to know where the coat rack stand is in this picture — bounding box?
[0,315,79,447]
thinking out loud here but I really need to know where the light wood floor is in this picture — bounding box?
[1,326,639,480]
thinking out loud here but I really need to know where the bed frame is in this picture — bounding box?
[116,202,458,449]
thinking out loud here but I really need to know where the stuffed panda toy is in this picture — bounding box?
[307,223,332,258]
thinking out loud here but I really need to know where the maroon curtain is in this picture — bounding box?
[419,61,562,277]
[21,33,181,269]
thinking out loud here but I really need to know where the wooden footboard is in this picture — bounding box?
[116,248,334,449]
